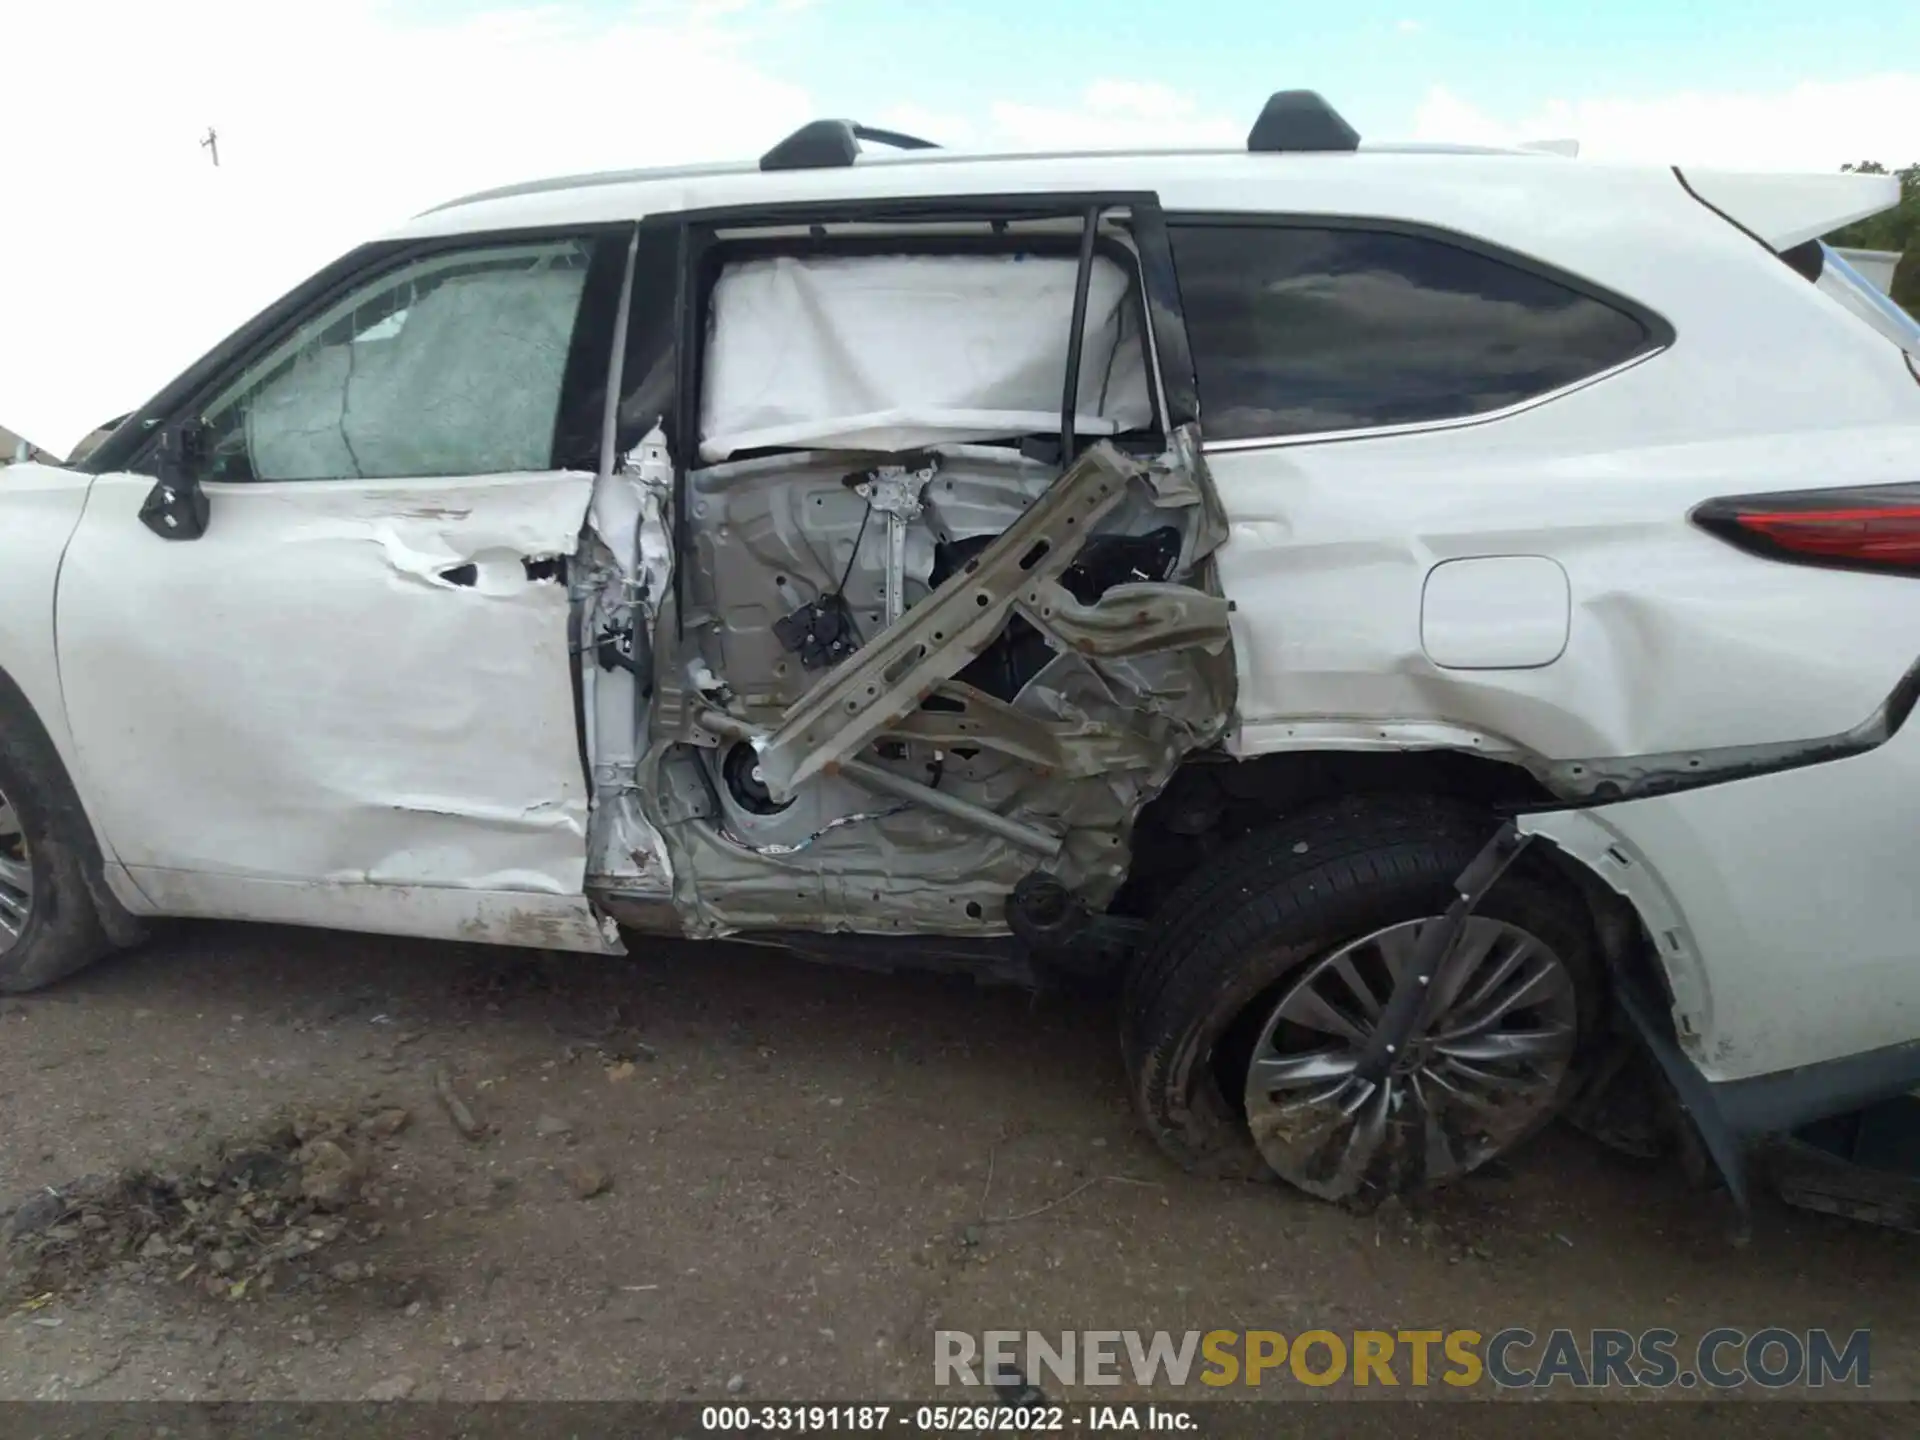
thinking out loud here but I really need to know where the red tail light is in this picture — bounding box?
[1694,486,1920,576]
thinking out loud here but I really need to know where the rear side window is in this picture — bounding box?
[1168,223,1657,442]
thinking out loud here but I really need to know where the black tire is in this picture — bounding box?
[1120,794,1599,1187]
[0,695,116,993]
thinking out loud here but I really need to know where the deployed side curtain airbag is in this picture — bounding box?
[698,252,1154,461]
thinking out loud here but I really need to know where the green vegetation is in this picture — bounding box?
[1830,162,1918,314]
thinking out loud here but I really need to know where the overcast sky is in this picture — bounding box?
[4,0,1917,454]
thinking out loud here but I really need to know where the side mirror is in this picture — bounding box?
[139,420,211,542]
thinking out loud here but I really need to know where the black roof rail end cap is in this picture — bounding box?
[1247,91,1360,154]
[761,119,861,172]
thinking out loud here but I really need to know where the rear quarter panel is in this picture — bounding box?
[1534,722,1920,1083]
[1210,407,1920,764]
[1170,158,1920,762]
[1171,161,1920,1086]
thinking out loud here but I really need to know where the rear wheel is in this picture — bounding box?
[1121,796,1597,1201]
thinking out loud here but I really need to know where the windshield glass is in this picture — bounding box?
[1817,243,1920,361]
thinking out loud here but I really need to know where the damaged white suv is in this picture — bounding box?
[4,94,1920,1206]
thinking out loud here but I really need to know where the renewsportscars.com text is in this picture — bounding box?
[935,1327,1871,1390]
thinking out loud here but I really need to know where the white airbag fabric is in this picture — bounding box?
[699,253,1153,461]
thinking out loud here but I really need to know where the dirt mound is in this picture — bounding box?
[4,1104,411,1304]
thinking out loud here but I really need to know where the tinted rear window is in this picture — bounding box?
[1169,224,1656,441]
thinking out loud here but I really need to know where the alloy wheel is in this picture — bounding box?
[1242,915,1578,1201]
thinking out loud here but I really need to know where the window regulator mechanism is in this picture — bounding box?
[854,461,932,628]
[774,459,935,671]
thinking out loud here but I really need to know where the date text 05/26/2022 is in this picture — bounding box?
[701,1404,1195,1432]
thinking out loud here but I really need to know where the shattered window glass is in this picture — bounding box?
[202,240,593,482]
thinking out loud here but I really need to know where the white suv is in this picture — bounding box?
[4,94,1918,1205]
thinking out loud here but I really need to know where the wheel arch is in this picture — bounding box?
[0,661,146,946]
[1130,749,1694,1016]
[1518,808,1712,1060]
[1125,747,1706,1059]
[1121,746,1556,914]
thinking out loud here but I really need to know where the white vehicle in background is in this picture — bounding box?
[3,93,1918,1207]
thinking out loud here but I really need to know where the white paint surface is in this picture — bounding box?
[1675,167,1900,250]
[0,465,97,786]
[4,141,1917,1091]
[1421,556,1570,670]
[55,469,605,947]
[1532,721,1920,1083]
[1208,405,1920,1081]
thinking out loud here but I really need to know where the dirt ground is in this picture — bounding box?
[1,921,1917,1406]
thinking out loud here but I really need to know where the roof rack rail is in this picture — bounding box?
[1246,90,1360,154]
[760,120,941,173]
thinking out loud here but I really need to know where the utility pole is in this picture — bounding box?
[201,127,219,167]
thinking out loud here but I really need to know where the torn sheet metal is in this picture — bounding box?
[582,426,676,896]
[1516,808,1711,1048]
[1522,651,1920,1084]
[619,429,1235,937]
[55,470,600,936]
[752,445,1141,802]
[1531,653,1920,805]
[1018,580,1232,660]
[698,253,1153,461]
[1533,706,1920,1085]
